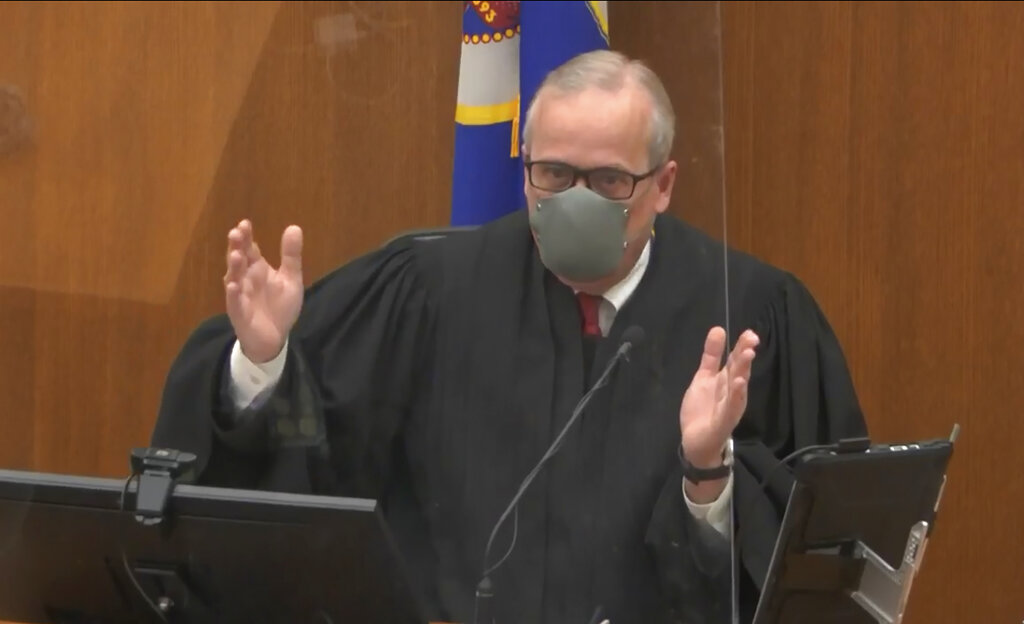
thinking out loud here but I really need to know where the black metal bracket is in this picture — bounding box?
[778,520,933,624]
[130,562,216,623]
[128,447,197,526]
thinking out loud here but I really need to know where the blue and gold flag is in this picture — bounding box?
[451,1,609,226]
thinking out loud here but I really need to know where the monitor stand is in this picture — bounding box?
[848,520,929,624]
[753,425,956,624]
[126,562,216,622]
[779,519,931,624]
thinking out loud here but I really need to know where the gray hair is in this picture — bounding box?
[521,50,676,169]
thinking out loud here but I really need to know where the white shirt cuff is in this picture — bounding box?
[682,440,735,538]
[683,471,734,538]
[227,338,288,410]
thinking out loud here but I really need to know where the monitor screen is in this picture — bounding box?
[0,467,424,624]
[752,436,954,624]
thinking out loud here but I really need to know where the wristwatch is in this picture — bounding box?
[678,438,734,484]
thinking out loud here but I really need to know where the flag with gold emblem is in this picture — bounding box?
[451,1,609,226]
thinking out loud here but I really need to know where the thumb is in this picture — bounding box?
[279,225,303,279]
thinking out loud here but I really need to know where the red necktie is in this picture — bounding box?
[577,293,603,337]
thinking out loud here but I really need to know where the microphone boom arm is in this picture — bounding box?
[474,328,645,624]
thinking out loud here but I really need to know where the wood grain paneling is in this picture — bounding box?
[0,1,283,303]
[0,1,1020,623]
[0,0,460,477]
[611,0,731,237]
[615,1,1023,622]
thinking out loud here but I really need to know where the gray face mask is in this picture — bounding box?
[528,185,629,283]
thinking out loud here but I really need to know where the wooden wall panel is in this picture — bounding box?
[0,0,461,477]
[0,1,283,303]
[1,1,1020,623]
[614,1,1023,622]
[610,0,731,237]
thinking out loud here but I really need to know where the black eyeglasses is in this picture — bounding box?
[525,160,660,200]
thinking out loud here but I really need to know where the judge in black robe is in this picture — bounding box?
[151,207,867,624]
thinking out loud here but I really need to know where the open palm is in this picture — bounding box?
[679,327,759,467]
[223,220,305,364]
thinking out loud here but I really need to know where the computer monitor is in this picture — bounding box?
[0,449,425,624]
[752,430,956,624]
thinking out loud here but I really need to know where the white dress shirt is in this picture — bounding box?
[227,238,734,537]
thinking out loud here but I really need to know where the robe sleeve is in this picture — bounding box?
[645,271,868,623]
[150,235,435,499]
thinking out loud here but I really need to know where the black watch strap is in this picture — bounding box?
[678,443,732,484]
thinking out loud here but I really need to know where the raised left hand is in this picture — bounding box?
[679,327,760,500]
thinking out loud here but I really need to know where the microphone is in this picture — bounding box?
[620,325,646,351]
[473,326,647,624]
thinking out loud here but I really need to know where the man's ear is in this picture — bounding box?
[655,160,678,214]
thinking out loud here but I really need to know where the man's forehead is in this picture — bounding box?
[528,89,650,170]
[535,84,650,122]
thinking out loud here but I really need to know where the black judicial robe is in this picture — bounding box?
[151,210,867,624]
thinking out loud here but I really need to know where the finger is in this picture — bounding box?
[223,249,247,288]
[237,219,252,251]
[225,280,246,322]
[226,219,254,265]
[697,326,727,375]
[226,227,244,266]
[730,346,757,380]
[725,329,760,371]
[239,220,262,264]
[720,347,756,424]
[720,375,750,428]
[733,342,757,372]
[738,329,760,351]
[278,225,304,279]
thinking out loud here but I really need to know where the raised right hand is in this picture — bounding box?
[223,219,304,363]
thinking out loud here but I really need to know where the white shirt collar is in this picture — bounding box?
[602,238,651,312]
[571,239,652,337]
